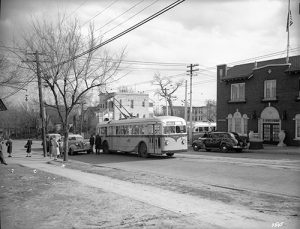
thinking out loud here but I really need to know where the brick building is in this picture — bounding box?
[216,55,300,146]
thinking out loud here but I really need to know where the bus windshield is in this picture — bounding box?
[163,125,186,134]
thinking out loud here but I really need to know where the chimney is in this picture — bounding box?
[254,61,257,69]
[217,64,227,82]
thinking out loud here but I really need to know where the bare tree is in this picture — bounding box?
[14,16,124,161]
[152,73,183,116]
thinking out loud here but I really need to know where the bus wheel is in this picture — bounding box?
[166,153,174,157]
[138,142,148,158]
[103,141,109,154]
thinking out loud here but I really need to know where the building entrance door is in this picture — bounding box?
[263,123,280,144]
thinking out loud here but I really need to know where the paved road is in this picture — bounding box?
[69,148,300,198]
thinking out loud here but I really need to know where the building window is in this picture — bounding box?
[264,80,276,99]
[231,83,245,101]
[130,100,134,108]
[227,111,248,135]
[142,100,145,107]
[119,99,122,108]
[294,114,300,140]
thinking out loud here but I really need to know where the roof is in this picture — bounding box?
[0,99,7,111]
[98,116,186,126]
[223,55,300,81]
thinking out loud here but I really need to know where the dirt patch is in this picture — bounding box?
[0,164,220,229]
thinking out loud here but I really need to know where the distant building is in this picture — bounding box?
[162,105,216,122]
[216,55,300,146]
[98,92,153,121]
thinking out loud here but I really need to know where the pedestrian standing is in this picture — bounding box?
[95,134,102,154]
[25,138,33,157]
[89,134,95,153]
[6,137,12,157]
[0,138,8,165]
[50,137,58,160]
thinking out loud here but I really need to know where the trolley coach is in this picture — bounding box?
[96,116,187,158]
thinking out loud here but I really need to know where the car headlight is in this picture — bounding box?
[181,139,186,145]
[165,140,169,145]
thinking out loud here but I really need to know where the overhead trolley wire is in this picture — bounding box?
[44,0,186,71]
[100,0,160,36]
[81,0,120,27]
[95,0,147,32]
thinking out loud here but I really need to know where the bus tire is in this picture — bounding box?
[166,153,174,157]
[138,142,148,158]
[102,141,109,154]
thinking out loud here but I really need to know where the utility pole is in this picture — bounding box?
[187,64,199,143]
[165,88,168,116]
[184,80,188,123]
[23,51,47,157]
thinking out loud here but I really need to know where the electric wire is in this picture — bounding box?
[81,0,120,27]
[95,0,147,33]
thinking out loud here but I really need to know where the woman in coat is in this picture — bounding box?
[25,138,33,157]
[50,137,58,160]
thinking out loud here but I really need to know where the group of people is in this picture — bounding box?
[44,137,62,160]
[0,137,33,165]
[89,134,102,154]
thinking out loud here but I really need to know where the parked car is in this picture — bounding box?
[67,134,91,155]
[192,132,248,152]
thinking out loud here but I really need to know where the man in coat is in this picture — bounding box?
[6,137,12,157]
[89,134,95,154]
[95,134,102,155]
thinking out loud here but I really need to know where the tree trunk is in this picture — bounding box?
[63,123,69,162]
[168,99,174,116]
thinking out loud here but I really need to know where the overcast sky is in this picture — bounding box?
[1,0,299,106]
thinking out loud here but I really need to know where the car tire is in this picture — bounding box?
[220,144,229,153]
[192,144,199,151]
[69,148,74,156]
[166,153,174,157]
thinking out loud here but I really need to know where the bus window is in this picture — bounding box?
[139,125,146,135]
[204,127,209,131]
[132,125,139,135]
[154,125,161,134]
[176,125,186,133]
[164,126,176,134]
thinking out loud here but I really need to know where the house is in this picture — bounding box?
[216,55,300,146]
[98,92,154,121]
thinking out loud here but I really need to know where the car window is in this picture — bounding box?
[69,137,76,141]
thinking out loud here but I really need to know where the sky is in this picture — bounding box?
[0,0,299,107]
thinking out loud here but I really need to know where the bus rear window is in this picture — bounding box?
[164,125,186,134]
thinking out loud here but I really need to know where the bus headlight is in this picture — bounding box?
[165,140,169,145]
[181,139,186,145]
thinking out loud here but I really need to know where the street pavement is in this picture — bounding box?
[2,139,300,229]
